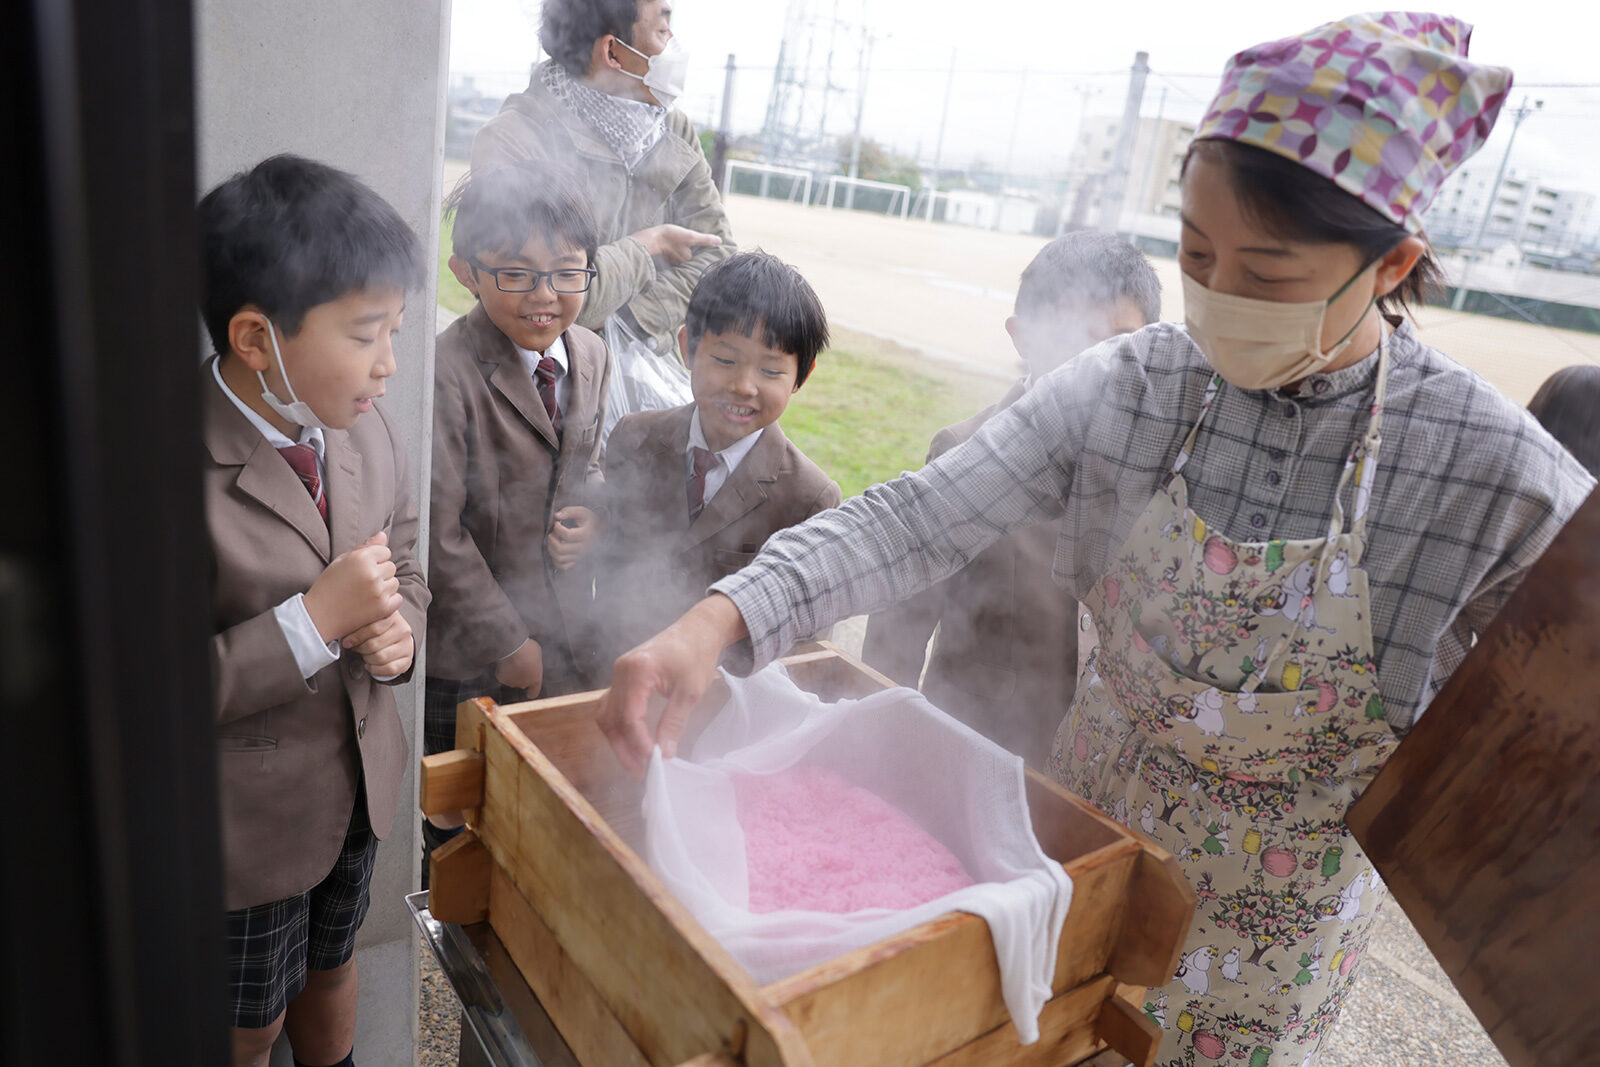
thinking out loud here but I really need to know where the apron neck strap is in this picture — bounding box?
[1324,320,1391,546]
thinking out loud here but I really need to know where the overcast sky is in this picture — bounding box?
[449,0,1600,196]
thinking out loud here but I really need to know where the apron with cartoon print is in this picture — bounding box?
[1048,330,1399,1067]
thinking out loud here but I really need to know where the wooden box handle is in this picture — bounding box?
[420,749,484,815]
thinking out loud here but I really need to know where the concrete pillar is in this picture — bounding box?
[195,2,450,1064]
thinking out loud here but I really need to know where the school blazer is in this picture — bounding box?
[598,404,842,670]
[204,361,429,910]
[427,304,609,689]
[861,379,1078,766]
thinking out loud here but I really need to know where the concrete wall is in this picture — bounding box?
[195,3,451,1063]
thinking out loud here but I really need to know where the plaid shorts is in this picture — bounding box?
[224,799,377,1029]
[423,674,526,758]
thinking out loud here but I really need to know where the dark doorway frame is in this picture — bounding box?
[5,1,226,1062]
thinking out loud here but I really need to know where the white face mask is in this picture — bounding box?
[615,36,689,108]
[1182,266,1376,391]
[255,318,331,430]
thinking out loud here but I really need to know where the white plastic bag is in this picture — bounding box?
[602,311,693,445]
[642,664,1074,1044]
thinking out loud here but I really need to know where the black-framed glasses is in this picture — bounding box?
[469,260,597,294]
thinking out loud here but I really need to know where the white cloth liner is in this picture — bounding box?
[642,664,1074,1043]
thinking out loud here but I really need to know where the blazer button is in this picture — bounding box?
[357,717,367,740]
[1081,612,1093,632]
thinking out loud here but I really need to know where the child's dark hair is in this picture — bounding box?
[1016,231,1161,325]
[541,0,642,77]
[198,153,424,355]
[684,252,829,387]
[1183,139,1444,316]
[445,162,599,268]
[1528,364,1600,477]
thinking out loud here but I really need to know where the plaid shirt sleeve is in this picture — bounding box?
[712,320,1595,729]
[712,335,1126,675]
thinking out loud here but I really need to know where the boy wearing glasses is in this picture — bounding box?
[426,163,609,793]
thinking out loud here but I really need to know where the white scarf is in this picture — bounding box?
[542,61,667,172]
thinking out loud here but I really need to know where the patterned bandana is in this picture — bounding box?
[542,60,667,171]
[1193,12,1513,231]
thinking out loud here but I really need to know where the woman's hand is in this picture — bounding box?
[597,594,748,778]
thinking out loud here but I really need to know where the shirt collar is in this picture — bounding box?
[688,409,764,467]
[1284,318,1416,404]
[516,332,568,378]
[211,357,324,457]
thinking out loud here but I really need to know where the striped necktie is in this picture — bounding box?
[277,443,327,523]
[687,446,719,519]
[535,355,562,436]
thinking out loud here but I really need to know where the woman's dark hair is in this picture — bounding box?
[1527,364,1600,477]
[1182,138,1444,317]
[684,251,830,387]
[540,0,641,77]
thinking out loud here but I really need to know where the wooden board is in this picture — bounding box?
[457,696,817,1067]
[447,646,1194,1067]
[1345,488,1600,1067]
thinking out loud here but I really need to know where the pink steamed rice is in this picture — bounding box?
[734,765,974,913]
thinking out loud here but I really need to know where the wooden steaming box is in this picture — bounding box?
[420,645,1195,1067]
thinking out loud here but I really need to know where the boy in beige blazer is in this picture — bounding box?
[862,232,1160,767]
[425,164,610,807]
[199,155,430,1067]
[598,252,841,674]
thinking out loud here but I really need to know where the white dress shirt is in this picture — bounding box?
[687,410,764,507]
[212,359,341,681]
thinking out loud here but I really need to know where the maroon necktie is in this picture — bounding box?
[534,355,562,436]
[277,443,327,523]
[687,446,719,519]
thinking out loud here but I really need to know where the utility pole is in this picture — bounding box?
[846,28,874,210]
[917,47,957,225]
[712,54,736,193]
[1002,69,1029,181]
[1451,95,1542,311]
[993,68,1028,230]
[1096,51,1150,234]
[1058,84,1100,236]
[932,47,956,178]
[1133,86,1168,221]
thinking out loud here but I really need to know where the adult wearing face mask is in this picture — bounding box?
[600,13,1595,1062]
[472,0,734,404]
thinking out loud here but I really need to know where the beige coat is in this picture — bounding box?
[205,361,429,910]
[427,303,610,690]
[597,405,841,671]
[471,61,736,359]
[862,380,1078,766]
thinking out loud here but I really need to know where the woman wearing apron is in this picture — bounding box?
[600,13,1596,1064]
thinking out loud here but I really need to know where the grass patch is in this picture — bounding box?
[432,213,1010,499]
[781,329,1013,499]
[437,212,476,317]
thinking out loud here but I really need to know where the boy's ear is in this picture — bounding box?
[1004,315,1023,356]
[678,325,692,365]
[448,254,481,297]
[229,307,276,373]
